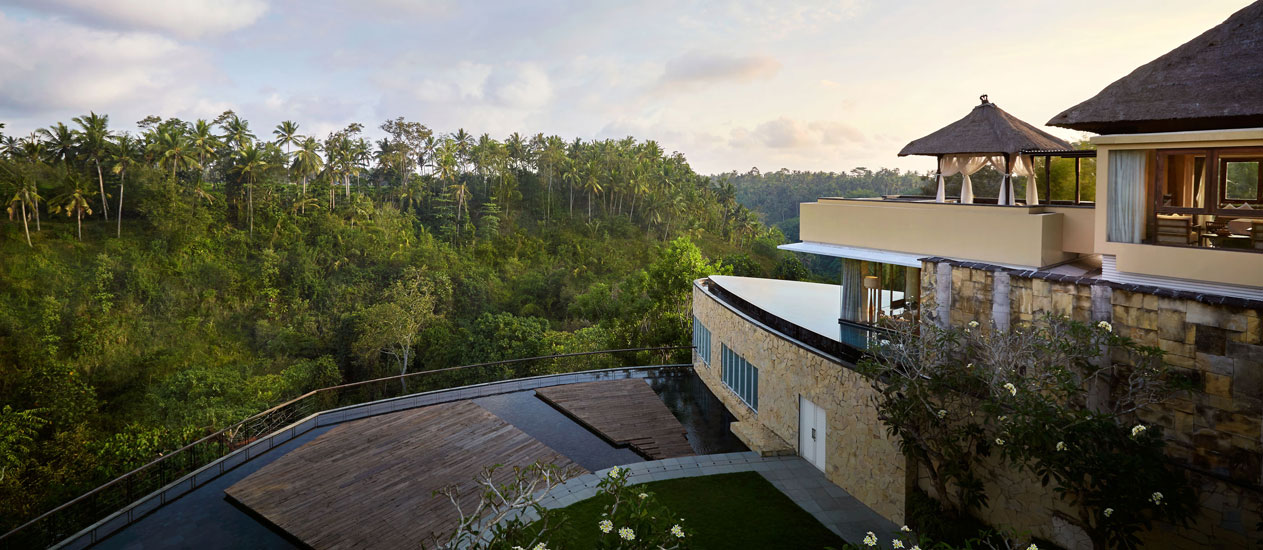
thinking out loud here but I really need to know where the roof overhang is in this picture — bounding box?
[778,241,924,267]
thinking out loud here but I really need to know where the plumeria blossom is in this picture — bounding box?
[1151,491,1164,504]
[670,524,685,538]
[863,531,878,546]
[1131,424,1147,438]
[912,546,922,550]
[1027,544,1039,550]
[533,544,547,550]
[1098,320,1113,332]
[995,438,1005,446]
[607,466,621,479]
[998,415,1007,422]
[900,525,912,532]
[599,519,613,533]
[1104,507,1114,517]
[965,362,974,369]
[1003,382,1017,396]
[618,527,636,540]
[937,409,948,419]
[893,540,905,548]
[968,320,980,328]
[1056,441,1067,451]
[638,492,648,499]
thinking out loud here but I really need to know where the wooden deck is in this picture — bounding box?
[224,401,583,549]
[535,379,694,460]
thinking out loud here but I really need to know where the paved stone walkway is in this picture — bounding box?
[535,451,900,543]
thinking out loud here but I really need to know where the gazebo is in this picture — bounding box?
[900,95,1074,205]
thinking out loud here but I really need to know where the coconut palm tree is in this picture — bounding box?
[151,129,200,187]
[4,168,38,247]
[109,134,141,237]
[221,115,255,152]
[190,119,220,186]
[582,158,603,221]
[233,142,268,236]
[273,120,301,184]
[73,112,112,221]
[50,172,94,240]
[38,123,75,165]
[291,137,323,213]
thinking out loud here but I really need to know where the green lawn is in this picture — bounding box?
[543,472,848,550]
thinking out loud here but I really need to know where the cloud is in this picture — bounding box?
[657,52,780,90]
[730,117,866,150]
[11,0,268,39]
[0,12,235,133]
[0,14,204,110]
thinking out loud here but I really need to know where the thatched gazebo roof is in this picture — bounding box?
[1048,1,1263,134]
[899,96,1073,157]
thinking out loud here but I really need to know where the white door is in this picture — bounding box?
[798,396,827,471]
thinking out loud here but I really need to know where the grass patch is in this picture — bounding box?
[543,472,847,549]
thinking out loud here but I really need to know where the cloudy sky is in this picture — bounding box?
[0,0,1252,174]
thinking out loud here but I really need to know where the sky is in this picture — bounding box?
[0,0,1254,175]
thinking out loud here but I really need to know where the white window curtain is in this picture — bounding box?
[937,155,996,204]
[1107,150,1147,243]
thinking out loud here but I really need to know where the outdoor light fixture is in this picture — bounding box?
[863,275,880,323]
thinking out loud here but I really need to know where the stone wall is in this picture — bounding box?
[921,260,1263,549]
[692,280,907,524]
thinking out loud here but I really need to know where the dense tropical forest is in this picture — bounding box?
[0,112,814,530]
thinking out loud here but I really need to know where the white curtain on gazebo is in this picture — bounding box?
[997,154,1040,206]
[937,155,997,204]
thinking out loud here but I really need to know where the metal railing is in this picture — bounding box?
[2,346,692,549]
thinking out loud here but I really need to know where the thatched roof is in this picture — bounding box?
[1049,1,1263,134]
[898,96,1073,157]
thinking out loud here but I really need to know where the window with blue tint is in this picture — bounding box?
[720,344,758,411]
[692,317,711,366]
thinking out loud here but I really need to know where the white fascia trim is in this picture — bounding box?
[777,241,926,267]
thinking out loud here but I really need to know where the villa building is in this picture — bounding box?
[692,3,1263,548]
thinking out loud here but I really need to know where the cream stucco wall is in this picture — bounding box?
[1045,206,1095,255]
[1092,129,1263,289]
[692,280,907,523]
[799,198,1077,268]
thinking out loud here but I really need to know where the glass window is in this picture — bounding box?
[720,344,758,412]
[692,317,711,366]
[1223,160,1261,203]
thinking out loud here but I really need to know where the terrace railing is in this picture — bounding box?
[2,346,691,549]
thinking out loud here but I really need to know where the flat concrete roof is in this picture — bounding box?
[709,275,841,343]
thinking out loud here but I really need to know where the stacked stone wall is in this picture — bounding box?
[692,281,907,523]
[920,261,1263,548]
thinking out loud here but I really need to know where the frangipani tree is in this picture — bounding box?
[860,315,1195,550]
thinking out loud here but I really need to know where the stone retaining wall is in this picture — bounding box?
[921,260,1263,549]
[692,280,907,524]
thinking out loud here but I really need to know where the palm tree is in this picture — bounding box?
[151,129,200,187]
[222,115,255,152]
[233,142,268,236]
[109,134,141,237]
[562,157,579,217]
[4,168,38,247]
[273,120,301,184]
[73,112,112,221]
[291,137,323,213]
[436,140,467,236]
[582,158,603,221]
[50,172,94,240]
[190,119,220,186]
[38,122,75,165]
